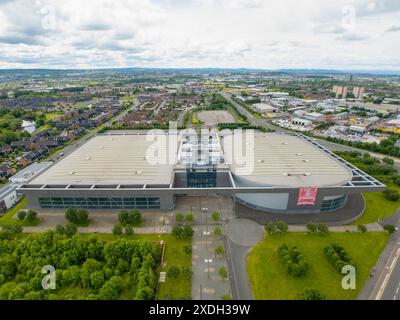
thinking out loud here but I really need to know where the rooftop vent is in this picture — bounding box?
[283,173,291,176]
[69,171,76,175]
[303,159,310,163]
[296,153,302,156]
[303,173,311,176]
[98,146,104,149]
[86,157,92,160]
[282,142,288,145]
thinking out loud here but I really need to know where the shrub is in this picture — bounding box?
[112,224,123,235]
[300,288,326,300]
[167,266,180,279]
[383,224,396,234]
[119,209,142,226]
[324,243,354,273]
[218,266,228,280]
[211,211,220,222]
[175,212,184,223]
[172,225,194,239]
[2,225,22,234]
[383,189,400,202]
[215,245,225,258]
[214,227,222,238]
[185,213,194,223]
[382,157,394,165]
[276,221,288,233]
[183,245,192,256]
[64,223,77,236]
[277,244,309,278]
[65,208,89,226]
[317,224,329,234]
[17,211,26,221]
[266,221,288,234]
[98,276,123,300]
[26,210,38,223]
[306,223,317,233]
[357,225,367,233]
[125,225,134,236]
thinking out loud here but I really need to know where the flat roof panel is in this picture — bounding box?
[29,134,177,185]
[222,132,353,187]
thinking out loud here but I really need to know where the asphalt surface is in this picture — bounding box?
[225,219,265,300]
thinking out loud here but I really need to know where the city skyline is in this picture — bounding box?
[0,0,400,70]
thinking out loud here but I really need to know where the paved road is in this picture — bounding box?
[358,209,400,300]
[221,92,287,133]
[382,248,400,300]
[225,219,265,300]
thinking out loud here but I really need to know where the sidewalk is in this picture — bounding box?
[288,222,384,233]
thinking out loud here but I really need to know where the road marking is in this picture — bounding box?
[376,248,400,300]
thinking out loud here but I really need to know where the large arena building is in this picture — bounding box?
[19,130,385,216]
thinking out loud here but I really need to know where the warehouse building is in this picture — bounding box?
[19,130,385,216]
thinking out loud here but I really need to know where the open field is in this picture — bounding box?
[247,232,388,300]
[355,192,400,225]
[197,110,236,128]
[352,182,400,225]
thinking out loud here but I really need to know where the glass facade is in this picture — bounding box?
[39,197,160,209]
[321,195,347,212]
[187,165,217,188]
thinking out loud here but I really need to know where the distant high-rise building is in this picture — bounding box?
[352,87,365,99]
[332,86,348,98]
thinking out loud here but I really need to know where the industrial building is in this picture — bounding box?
[19,130,385,216]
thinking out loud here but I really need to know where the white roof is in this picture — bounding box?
[222,133,352,187]
[29,134,178,185]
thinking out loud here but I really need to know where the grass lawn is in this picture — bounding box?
[247,232,388,300]
[0,198,39,227]
[78,233,192,300]
[352,182,400,225]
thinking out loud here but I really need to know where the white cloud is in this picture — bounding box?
[0,0,399,70]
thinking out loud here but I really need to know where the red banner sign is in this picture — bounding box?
[297,187,318,206]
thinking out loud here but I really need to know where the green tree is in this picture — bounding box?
[118,210,130,226]
[17,211,26,221]
[26,210,38,223]
[357,225,367,233]
[218,266,228,280]
[98,276,123,300]
[306,223,317,233]
[384,224,396,234]
[276,221,288,233]
[215,245,225,258]
[211,211,220,222]
[300,288,326,300]
[317,224,329,234]
[185,213,194,223]
[90,271,105,290]
[125,225,134,236]
[112,224,123,235]
[175,212,184,223]
[214,227,222,238]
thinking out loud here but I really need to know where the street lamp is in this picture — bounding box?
[204,258,212,279]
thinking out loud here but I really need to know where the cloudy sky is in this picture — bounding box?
[0,0,399,70]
